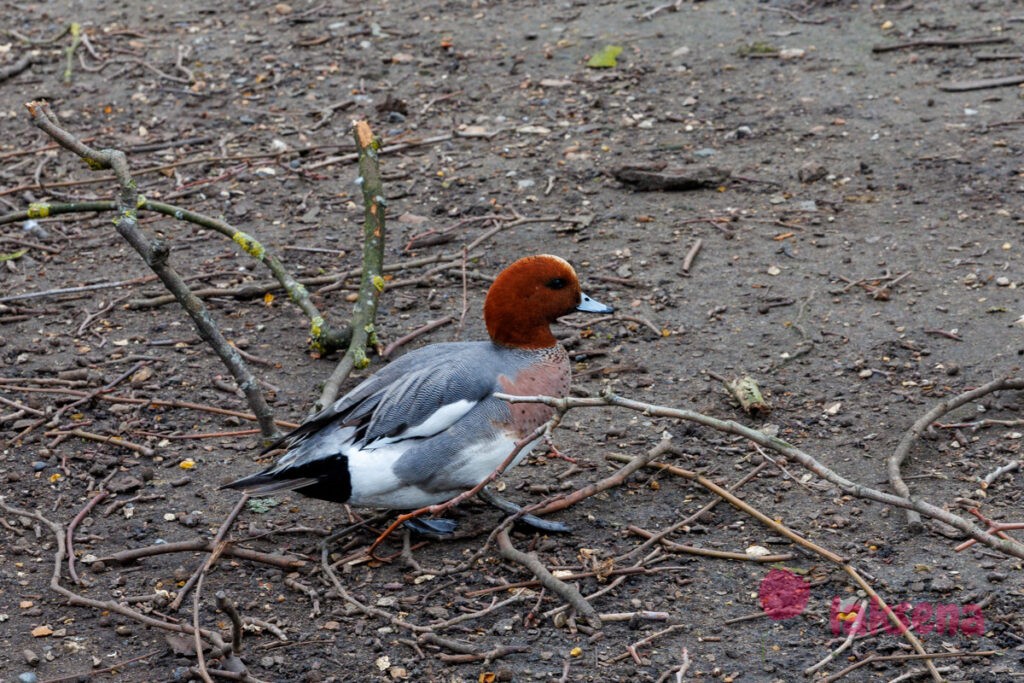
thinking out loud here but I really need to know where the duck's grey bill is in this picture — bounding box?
[577,291,614,314]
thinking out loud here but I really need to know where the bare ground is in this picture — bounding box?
[1,1,1023,682]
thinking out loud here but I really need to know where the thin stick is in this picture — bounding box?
[66,491,108,584]
[455,246,469,340]
[820,650,999,683]
[627,526,794,562]
[168,494,249,610]
[381,316,454,359]
[0,498,231,663]
[215,591,244,653]
[98,538,304,569]
[615,460,769,563]
[25,100,280,443]
[609,624,686,664]
[192,572,214,683]
[605,453,844,563]
[680,237,702,274]
[46,428,155,457]
[36,649,161,683]
[496,528,602,629]
[525,436,675,516]
[3,386,298,430]
[872,36,1010,53]
[6,360,144,447]
[889,376,1024,530]
[605,451,941,680]
[502,391,1024,559]
[804,599,868,675]
[304,133,453,171]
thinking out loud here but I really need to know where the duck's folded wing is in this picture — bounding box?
[278,343,499,452]
[361,354,498,446]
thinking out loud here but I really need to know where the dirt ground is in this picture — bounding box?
[1,0,1023,681]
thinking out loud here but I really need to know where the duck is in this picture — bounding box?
[224,254,613,532]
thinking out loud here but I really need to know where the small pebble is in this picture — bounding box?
[996,276,1011,287]
[19,673,39,683]
[23,649,40,666]
[31,462,47,472]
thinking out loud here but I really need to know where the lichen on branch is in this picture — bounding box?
[24,100,280,443]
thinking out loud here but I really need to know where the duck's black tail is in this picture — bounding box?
[222,454,352,504]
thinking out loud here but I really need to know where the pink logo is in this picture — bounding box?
[757,570,984,637]
[829,597,984,637]
[758,568,810,620]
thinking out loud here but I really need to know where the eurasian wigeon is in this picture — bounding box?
[225,254,612,531]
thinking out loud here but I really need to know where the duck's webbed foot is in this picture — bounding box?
[403,517,459,539]
[478,487,572,533]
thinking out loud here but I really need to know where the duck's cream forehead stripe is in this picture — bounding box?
[537,254,575,274]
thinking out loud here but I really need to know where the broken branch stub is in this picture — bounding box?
[315,120,387,412]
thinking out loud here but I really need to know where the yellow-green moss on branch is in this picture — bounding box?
[0,197,351,355]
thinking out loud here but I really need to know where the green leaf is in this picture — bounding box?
[0,248,28,262]
[587,45,623,68]
[246,497,281,514]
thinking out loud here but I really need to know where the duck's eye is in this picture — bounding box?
[546,278,568,290]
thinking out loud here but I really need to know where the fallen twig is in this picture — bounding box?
[0,54,34,81]
[604,452,942,680]
[889,376,1024,530]
[680,237,702,274]
[872,36,1010,53]
[304,133,453,171]
[169,494,250,610]
[381,316,454,359]
[496,527,602,629]
[626,525,794,562]
[612,163,731,191]
[805,600,870,676]
[66,491,108,585]
[4,386,299,430]
[954,508,1024,552]
[0,498,232,667]
[982,460,1021,487]
[45,428,155,457]
[0,197,350,353]
[216,591,244,653]
[25,100,281,442]
[940,74,1024,91]
[6,360,144,447]
[502,391,1024,559]
[616,460,770,563]
[820,650,999,683]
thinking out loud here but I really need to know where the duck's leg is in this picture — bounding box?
[477,487,572,533]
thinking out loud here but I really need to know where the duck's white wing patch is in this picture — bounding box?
[371,399,477,446]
